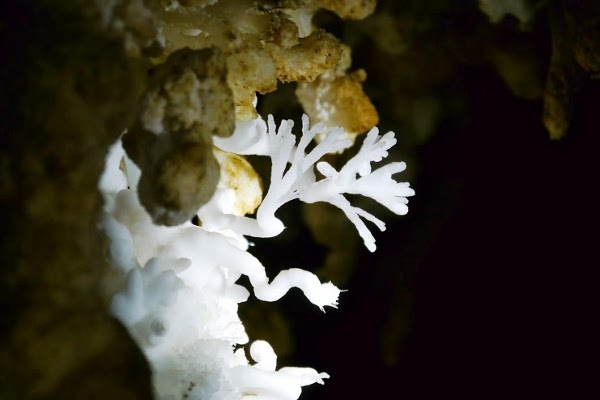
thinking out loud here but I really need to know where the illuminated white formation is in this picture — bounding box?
[99,114,413,399]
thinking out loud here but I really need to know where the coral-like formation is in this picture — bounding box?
[101,111,413,397]
[211,114,414,249]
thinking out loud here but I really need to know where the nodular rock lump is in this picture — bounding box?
[122,47,235,226]
[156,0,346,120]
[296,44,379,138]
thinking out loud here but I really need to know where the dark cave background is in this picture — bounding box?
[252,4,597,399]
[254,73,597,400]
